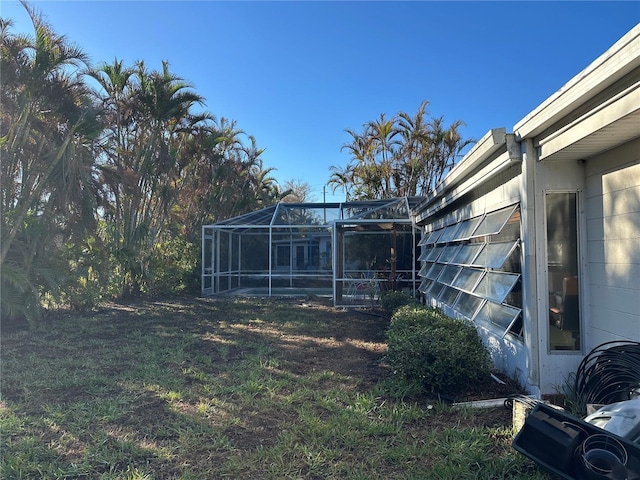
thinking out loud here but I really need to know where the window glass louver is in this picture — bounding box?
[474,301,521,338]
[436,224,460,244]
[471,204,517,238]
[418,203,522,338]
[473,271,520,304]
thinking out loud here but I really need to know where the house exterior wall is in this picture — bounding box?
[420,137,639,396]
[535,158,587,395]
[413,26,639,397]
[584,138,640,347]
[418,163,531,389]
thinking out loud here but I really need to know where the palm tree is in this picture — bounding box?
[115,61,209,296]
[333,101,475,200]
[1,2,101,323]
[396,100,432,196]
[367,113,401,198]
[419,116,474,192]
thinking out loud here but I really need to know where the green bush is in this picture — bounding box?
[146,237,200,296]
[380,290,418,316]
[385,306,492,396]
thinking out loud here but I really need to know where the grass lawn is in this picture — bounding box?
[1,296,552,479]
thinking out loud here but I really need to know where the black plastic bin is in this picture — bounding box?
[512,403,640,480]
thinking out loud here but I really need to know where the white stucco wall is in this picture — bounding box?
[584,138,640,347]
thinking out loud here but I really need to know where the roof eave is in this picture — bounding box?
[412,128,507,216]
[514,24,640,141]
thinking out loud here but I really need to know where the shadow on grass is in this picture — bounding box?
[1,296,549,479]
[1,296,390,478]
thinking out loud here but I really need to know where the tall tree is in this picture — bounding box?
[330,101,474,200]
[0,3,101,322]
[396,100,432,196]
[281,179,312,203]
[88,58,211,297]
[366,113,401,197]
[420,116,473,191]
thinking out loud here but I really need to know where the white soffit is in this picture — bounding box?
[538,81,640,161]
[514,24,640,140]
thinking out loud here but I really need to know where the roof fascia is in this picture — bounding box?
[514,24,640,140]
[413,128,507,217]
[415,141,521,224]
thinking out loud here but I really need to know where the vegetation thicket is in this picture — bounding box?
[0,2,474,326]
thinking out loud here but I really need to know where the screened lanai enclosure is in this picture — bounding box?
[202,197,423,307]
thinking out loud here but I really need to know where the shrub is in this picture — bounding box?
[385,306,492,396]
[380,290,418,316]
[146,237,200,296]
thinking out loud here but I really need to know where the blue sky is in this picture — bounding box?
[2,1,639,201]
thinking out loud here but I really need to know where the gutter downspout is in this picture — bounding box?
[521,137,541,395]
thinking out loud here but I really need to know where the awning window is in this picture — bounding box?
[474,241,519,269]
[418,203,522,339]
[423,228,443,246]
[474,302,521,338]
[437,224,462,244]
[418,262,432,277]
[454,293,484,320]
[439,245,462,263]
[453,216,483,241]
[439,265,462,285]
[428,281,444,298]
[419,278,433,293]
[471,204,518,238]
[426,263,445,280]
[452,268,484,293]
[439,286,461,305]
[473,271,520,304]
[452,243,485,266]
[426,245,445,262]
